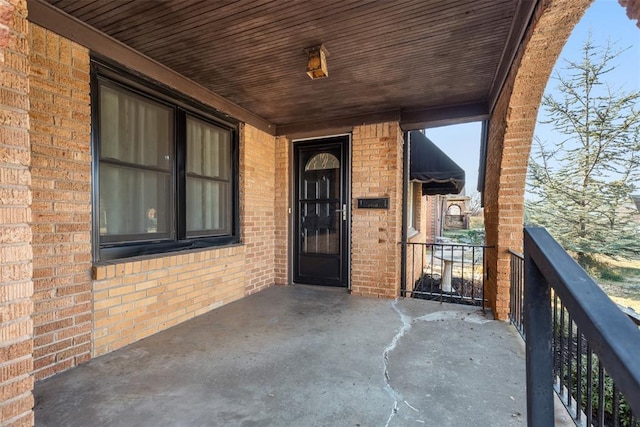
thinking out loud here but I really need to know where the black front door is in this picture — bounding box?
[293,136,349,287]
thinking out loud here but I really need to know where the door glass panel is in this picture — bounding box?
[305,153,339,171]
[302,167,339,200]
[300,202,339,254]
[299,150,341,255]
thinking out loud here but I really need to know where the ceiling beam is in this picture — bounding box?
[276,102,489,138]
[400,102,490,131]
[276,110,402,139]
[27,0,276,135]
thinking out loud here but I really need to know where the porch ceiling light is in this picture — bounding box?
[305,44,329,79]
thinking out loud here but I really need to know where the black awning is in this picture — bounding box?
[409,130,465,195]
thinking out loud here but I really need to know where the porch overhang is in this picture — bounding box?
[28,0,537,136]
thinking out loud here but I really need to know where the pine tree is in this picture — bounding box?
[527,37,640,266]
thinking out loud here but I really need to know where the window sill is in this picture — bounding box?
[94,240,243,267]
[92,242,246,280]
[407,228,420,239]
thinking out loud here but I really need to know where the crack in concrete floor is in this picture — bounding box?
[382,302,498,426]
[383,299,422,426]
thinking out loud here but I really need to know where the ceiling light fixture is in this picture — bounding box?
[305,44,329,79]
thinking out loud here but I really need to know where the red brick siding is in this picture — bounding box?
[350,123,403,298]
[484,0,590,319]
[0,0,34,424]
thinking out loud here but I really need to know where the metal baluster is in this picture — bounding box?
[472,246,477,303]
[421,243,425,297]
[518,257,523,335]
[586,348,593,426]
[576,329,582,423]
[449,244,454,299]
[567,313,573,409]
[613,384,619,426]
[407,245,416,294]
[553,294,558,380]
[560,302,566,396]
[430,244,435,298]
[597,360,604,427]
[511,253,515,318]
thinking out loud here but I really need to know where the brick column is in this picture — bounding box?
[0,0,34,425]
[274,135,290,286]
[484,0,590,319]
[350,123,403,298]
[29,23,92,380]
[240,124,277,295]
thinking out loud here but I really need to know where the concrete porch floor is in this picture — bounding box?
[34,285,526,426]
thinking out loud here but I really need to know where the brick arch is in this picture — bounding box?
[620,0,640,26]
[484,0,592,320]
[484,0,640,320]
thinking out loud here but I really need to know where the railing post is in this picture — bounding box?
[524,232,554,427]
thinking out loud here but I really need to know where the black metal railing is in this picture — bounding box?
[401,241,489,308]
[509,249,525,339]
[524,227,640,427]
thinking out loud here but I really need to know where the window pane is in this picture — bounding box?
[186,116,230,179]
[100,83,173,170]
[99,164,171,239]
[186,178,230,235]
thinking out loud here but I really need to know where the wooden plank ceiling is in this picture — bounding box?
[44,0,532,132]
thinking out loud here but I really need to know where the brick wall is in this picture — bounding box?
[28,23,92,380]
[26,23,279,373]
[241,124,277,294]
[274,135,290,285]
[484,0,590,319]
[92,123,276,356]
[91,247,247,356]
[0,0,34,425]
[351,123,403,298]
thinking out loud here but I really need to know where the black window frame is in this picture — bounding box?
[91,59,240,262]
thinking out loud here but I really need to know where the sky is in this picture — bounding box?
[424,0,640,196]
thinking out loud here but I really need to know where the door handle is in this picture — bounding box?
[335,204,347,221]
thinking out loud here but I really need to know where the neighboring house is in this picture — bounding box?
[2,0,634,423]
[444,196,472,231]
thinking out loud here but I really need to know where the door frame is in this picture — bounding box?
[290,134,351,289]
